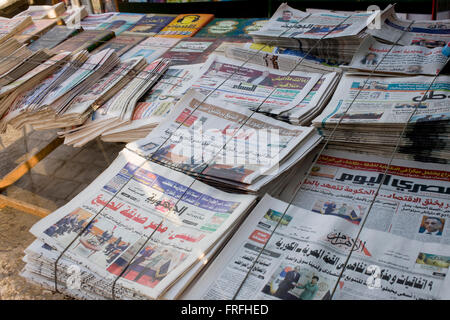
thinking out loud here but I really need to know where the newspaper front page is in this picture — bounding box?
[280,149,450,245]
[30,148,256,299]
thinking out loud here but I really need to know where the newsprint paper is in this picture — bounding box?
[183,194,450,300]
[280,149,450,245]
[28,148,256,299]
[128,89,320,188]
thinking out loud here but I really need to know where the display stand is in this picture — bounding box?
[0,137,63,218]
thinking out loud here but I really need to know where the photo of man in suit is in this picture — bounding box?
[275,266,300,299]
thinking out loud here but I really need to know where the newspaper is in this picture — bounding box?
[63,56,147,120]
[310,72,450,163]
[0,16,32,44]
[80,13,117,30]
[128,89,316,186]
[347,36,449,75]
[183,194,450,300]
[279,149,450,245]
[2,51,90,130]
[101,63,203,143]
[28,148,256,299]
[0,51,71,127]
[368,11,450,47]
[191,54,322,114]
[313,74,450,128]
[279,72,340,124]
[225,42,344,70]
[311,73,450,163]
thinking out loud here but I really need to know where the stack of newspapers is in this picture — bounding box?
[1,49,122,131]
[127,90,322,193]
[0,15,33,44]
[13,2,66,20]
[248,3,384,64]
[21,148,257,300]
[182,147,450,300]
[344,36,449,76]
[0,38,32,76]
[367,9,450,48]
[312,74,450,164]
[62,58,170,147]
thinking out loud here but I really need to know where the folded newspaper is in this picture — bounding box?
[312,74,450,163]
[345,36,449,76]
[4,49,121,131]
[101,63,203,143]
[191,54,323,116]
[22,148,256,299]
[368,9,450,48]
[249,3,384,63]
